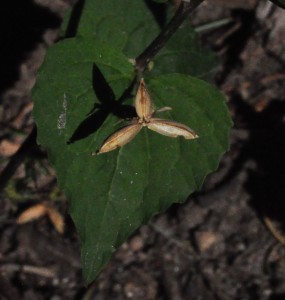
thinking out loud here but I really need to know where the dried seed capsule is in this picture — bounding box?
[135,78,154,121]
[147,118,198,139]
[97,124,142,154]
[95,78,198,154]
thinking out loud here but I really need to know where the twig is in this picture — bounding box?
[264,216,285,246]
[150,222,194,255]
[0,126,37,191]
[135,0,205,74]
[1,263,56,278]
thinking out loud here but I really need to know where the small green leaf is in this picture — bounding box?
[63,0,216,79]
[123,19,217,80]
[152,24,217,80]
[76,1,158,50]
[270,0,285,8]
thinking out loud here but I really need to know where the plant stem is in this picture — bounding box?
[135,0,205,74]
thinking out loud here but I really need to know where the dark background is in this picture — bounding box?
[1,0,285,299]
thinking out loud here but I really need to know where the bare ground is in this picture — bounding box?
[1,0,285,299]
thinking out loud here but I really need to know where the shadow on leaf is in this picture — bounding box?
[144,0,167,29]
[67,64,136,144]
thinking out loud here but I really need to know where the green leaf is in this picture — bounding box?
[33,38,232,281]
[151,24,217,80]
[76,1,159,50]
[63,0,216,79]
[33,0,231,285]
[122,19,217,80]
[270,0,285,8]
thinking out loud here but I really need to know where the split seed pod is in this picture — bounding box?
[96,124,142,154]
[135,78,154,121]
[147,118,198,139]
[96,78,198,154]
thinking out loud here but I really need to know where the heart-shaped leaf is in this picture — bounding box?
[33,0,232,284]
[33,37,231,282]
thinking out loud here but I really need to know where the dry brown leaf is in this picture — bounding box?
[0,140,20,156]
[17,203,65,234]
[17,203,47,224]
[46,206,65,234]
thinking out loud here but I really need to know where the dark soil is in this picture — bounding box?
[1,0,285,299]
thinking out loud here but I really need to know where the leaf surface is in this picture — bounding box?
[34,44,231,281]
[64,0,216,78]
[33,0,231,284]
